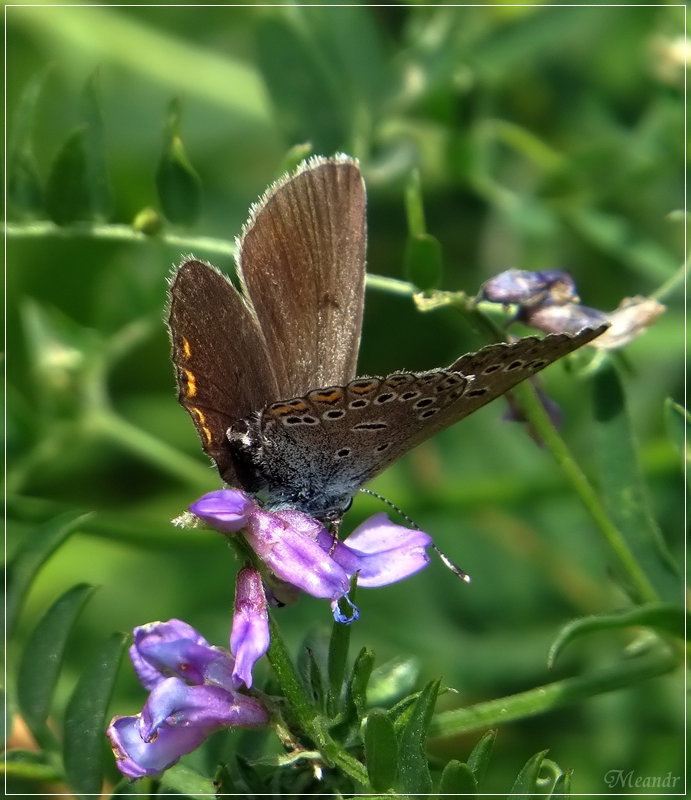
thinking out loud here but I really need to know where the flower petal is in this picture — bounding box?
[107,713,208,779]
[244,509,350,600]
[140,677,269,739]
[333,513,432,587]
[230,567,270,688]
[189,489,255,532]
[523,302,608,336]
[130,619,233,689]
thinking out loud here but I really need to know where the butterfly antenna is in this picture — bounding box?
[360,488,417,527]
[359,489,471,583]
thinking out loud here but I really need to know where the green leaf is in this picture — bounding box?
[4,749,62,783]
[160,763,217,797]
[466,729,496,786]
[6,511,90,637]
[508,749,550,796]
[368,656,420,706]
[663,397,689,466]
[548,603,687,667]
[436,759,477,796]
[156,98,202,225]
[7,66,51,217]
[345,646,374,720]
[364,710,397,792]
[63,632,128,798]
[45,127,92,225]
[593,362,679,601]
[42,70,112,225]
[80,70,113,220]
[297,643,325,710]
[394,679,440,795]
[17,584,96,740]
[551,769,573,799]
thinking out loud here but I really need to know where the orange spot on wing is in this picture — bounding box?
[183,368,197,397]
[190,406,213,444]
[312,389,343,404]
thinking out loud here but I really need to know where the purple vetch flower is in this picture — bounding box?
[230,567,270,688]
[107,620,269,779]
[190,490,434,624]
[129,618,233,690]
[479,269,663,350]
[479,268,579,308]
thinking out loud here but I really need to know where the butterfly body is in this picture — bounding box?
[168,155,606,521]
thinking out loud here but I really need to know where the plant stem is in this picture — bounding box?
[429,647,680,739]
[512,379,660,604]
[266,615,369,786]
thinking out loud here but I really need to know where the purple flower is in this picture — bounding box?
[191,490,433,624]
[107,620,269,779]
[230,567,270,688]
[480,269,579,308]
[129,618,233,690]
[480,269,664,349]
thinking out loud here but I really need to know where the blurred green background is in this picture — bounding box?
[6,4,685,795]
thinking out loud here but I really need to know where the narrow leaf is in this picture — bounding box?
[394,679,439,795]
[593,363,679,601]
[436,759,477,796]
[508,749,549,796]
[548,603,687,667]
[63,632,128,798]
[7,66,51,217]
[80,70,112,220]
[466,729,496,786]
[345,646,374,720]
[45,127,93,224]
[663,397,688,466]
[4,750,62,783]
[6,511,90,636]
[160,763,216,797]
[368,656,420,706]
[156,98,202,225]
[297,645,325,710]
[551,769,573,799]
[17,584,96,737]
[364,710,397,792]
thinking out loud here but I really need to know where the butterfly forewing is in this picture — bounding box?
[243,326,607,516]
[237,155,366,398]
[168,259,280,485]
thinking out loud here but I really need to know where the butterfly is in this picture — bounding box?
[167,155,605,521]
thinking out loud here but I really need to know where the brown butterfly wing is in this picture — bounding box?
[236,155,366,398]
[364,326,609,473]
[167,259,279,485]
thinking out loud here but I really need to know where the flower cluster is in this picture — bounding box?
[107,617,270,779]
[480,268,664,349]
[108,491,434,778]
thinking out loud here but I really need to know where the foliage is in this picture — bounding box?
[5,5,685,797]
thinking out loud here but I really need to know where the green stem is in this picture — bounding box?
[89,407,214,489]
[429,647,680,739]
[6,221,237,260]
[512,379,660,604]
[649,257,688,303]
[266,615,369,786]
